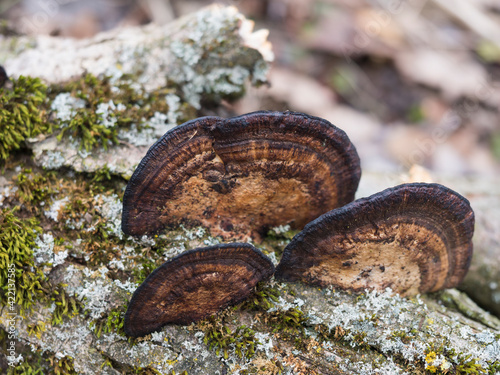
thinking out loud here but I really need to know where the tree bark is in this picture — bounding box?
[1,5,499,375]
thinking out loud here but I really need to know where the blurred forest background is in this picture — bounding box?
[2,0,500,177]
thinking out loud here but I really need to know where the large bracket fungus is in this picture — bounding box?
[275,183,475,297]
[122,111,361,240]
[124,243,275,337]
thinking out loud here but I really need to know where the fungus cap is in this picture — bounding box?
[275,183,474,296]
[124,243,275,337]
[122,111,360,240]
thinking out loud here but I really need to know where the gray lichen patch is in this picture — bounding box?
[4,270,498,374]
[0,163,498,374]
[33,232,68,275]
[2,6,500,374]
[282,283,500,374]
[10,5,273,178]
[2,6,272,93]
[1,144,499,374]
[31,79,190,178]
[0,305,107,374]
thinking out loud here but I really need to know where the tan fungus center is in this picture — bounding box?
[160,171,320,240]
[306,222,448,296]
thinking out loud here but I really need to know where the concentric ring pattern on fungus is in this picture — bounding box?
[122,111,361,241]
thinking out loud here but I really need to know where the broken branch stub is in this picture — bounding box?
[122,111,361,240]
[275,183,475,297]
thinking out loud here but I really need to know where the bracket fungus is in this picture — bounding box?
[122,111,360,240]
[275,183,475,297]
[124,243,274,337]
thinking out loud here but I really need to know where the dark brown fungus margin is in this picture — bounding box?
[124,243,275,337]
[275,183,475,297]
[122,111,361,241]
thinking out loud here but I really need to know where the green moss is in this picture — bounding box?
[90,305,127,338]
[239,282,280,311]
[52,73,125,151]
[27,321,47,339]
[38,173,129,270]
[2,327,43,374]
[316,323,374,352]
[200,317,260,360]
[262,226,298,259]
[0,76,51,161]
[49,284,82,326]
[0,208,46,312]
[84,220,114,264]
[351,332,370,350]
[58,193,120,266]
[57,107,118,152]
[265,307,308,336]
[422,345,493,375]
[133,367,163,375]
[104,307,126,335]
[315,324,348,343]
[0,206,78,317]
[47,354,77,375]
[56,73,175,119]
[454,354,486,374]
[6,354,45,375]
[4,345,76,375]
[90,164,112,184]
[131,245,165,284]
[131,258,158,284]
[488,361,500,374]
[83,168,128,199]
[266,225,296,241]
[390,329,417,344]
[51,73,195,152]
[56,175,101,229]
[13,168,56,211]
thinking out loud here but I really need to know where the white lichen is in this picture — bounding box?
[71,267,113,320]
[117,109,177,147]
[43,150,66,169]
[95,100,126,129]
[93,193,123,239]
[255,332,274,359]
[34,232,68,273]
[165,94,181,125]
[163,242,186,260]
[44,196,69,222]
[265,251,279,266]
[0,184,14,206]
[113,279,138,294]
[51,93,85,122]
[270,224,291,235]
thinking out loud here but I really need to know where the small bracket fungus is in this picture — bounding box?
[275,183,475,297]
[124,243,275,337]
[122,111,360,240]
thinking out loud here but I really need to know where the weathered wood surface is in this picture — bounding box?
[0,5,499,375]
